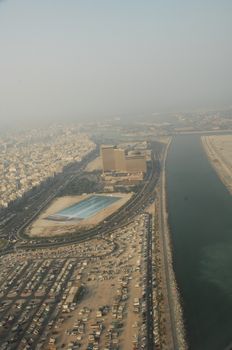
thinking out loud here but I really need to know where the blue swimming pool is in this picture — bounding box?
[48,195,121,221]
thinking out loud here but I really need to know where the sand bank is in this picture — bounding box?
[202,135,232,194]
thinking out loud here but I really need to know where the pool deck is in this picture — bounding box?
[26,193,132,238]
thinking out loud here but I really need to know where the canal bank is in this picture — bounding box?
[166,135,232,350]
[154,138,187,349]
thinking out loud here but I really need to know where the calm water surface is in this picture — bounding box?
[166,135,232,350]
[52,195,120,220]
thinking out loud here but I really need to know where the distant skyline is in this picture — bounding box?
[0,0,232,126]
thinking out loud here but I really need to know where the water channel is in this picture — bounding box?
[166,135,232,350]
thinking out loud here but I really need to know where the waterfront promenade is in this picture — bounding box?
[156,138,187,350]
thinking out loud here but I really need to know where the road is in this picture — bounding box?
[0,148,99,254]
[145,214,155,350]
[0,144,160,256]
[0,143,166,349]
[158,138,180,349]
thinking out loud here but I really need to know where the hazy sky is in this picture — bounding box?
[0,0,231,125]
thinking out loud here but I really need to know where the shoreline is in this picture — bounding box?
[174,129,232,135]
[162,137,187,349]
[201,135,232,195]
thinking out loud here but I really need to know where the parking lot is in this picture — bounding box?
[0,213,161,350]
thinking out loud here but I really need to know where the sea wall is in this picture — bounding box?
[161,137,187,349]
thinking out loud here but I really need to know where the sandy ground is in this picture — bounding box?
[202,135,232,194]
[85,156,102,172]
[27,193,132,237]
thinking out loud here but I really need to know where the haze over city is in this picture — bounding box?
[0,2,232,350]
[0,0,232,128]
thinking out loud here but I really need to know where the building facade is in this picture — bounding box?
[101,145,147,174]
[101,146,116,172]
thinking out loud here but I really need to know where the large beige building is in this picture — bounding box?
[114,148,126,172]
[101,145,116,172]
[101,145,146,173]
[126,155,147,173]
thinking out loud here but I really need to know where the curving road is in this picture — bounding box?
[2,149,159,254]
